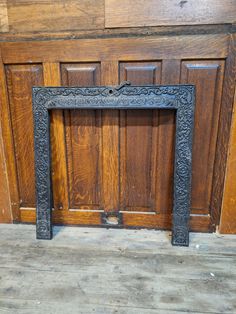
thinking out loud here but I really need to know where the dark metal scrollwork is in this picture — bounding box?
[33,82,195,246]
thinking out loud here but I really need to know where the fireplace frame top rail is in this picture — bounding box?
[32,83,195,246]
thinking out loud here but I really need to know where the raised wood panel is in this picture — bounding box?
[181,61,225,214]
[61,63,102,209]
[5,64,44,208]
[7,0,104,33]
[119,62,161,211]
[105,0,236,28]
[0,35,232,233]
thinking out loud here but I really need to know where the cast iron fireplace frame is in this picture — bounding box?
[32,82,195,246]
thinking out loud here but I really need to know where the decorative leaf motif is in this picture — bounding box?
[33,84,195,246]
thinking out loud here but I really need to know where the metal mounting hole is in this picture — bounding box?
[109,89,113,94]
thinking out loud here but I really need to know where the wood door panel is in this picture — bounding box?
[0,36,229,233]
[119,62,161,211]
[181,60,225,214]
[61,63,102,209]
[5,64,44,208]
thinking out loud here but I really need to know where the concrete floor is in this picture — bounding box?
[0,224,236,314]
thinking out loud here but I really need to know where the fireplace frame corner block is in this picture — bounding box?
[32,83,195,246]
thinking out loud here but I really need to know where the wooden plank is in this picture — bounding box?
[43,63,69,211]
[219,89,236,233]
[101,61,119,212]
[211,34,236,228]
[19,208,210,232]
[1,35,229,64]
[0,49,18,220]
[0,0,8,32]
[157,60,180,213]
[0,225,236,313]
[105,0,236,28]
[20,208,101,225]
[0,24,233,42]
[0,123,11,222]
[7,0,104,33]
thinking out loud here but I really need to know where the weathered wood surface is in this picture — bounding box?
[6,0,104,33]
[105,0,236,28]
[220,88,236,233]
[0,125,11,223]
[0,225,236,313]
[0,0,8,32]
[0,35,229,232]
[1,0,236,34]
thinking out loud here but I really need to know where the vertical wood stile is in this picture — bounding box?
[157,60,180,213]
[0,48,18,221]
[219,78,236,233]
[43,62,69,211]
[101,61,119,212]
[211,34,236,229]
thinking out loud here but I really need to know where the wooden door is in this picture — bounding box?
[0,34,231,232]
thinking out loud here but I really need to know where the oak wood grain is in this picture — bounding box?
[0,0,8,32]
[19,209,210,232]
[0,50,18,220]
[158,60,179,213]
[211,34,236,228]
[1,35,229,64]
[0,25,233,42]
[61,62,102,210]
[119,61,161,212]
[7,0,104,33]
[105,0,236,28]
[101,61,119,212]
[43,62,69,211]
[219,88,236,233]
[0,34,233,232]
[5,64,44,208]
[0,123,11,222]
[181,60,225,216]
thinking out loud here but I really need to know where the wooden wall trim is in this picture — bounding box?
[0,48,19,221]
[211,34,236,228]
[19,209,211,233]
[0,34,229,64]
[0,123,12,223]
[219,89,236,233]
[0,25,234,42]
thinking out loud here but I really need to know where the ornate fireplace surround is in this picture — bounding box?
[32,82,195,246]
